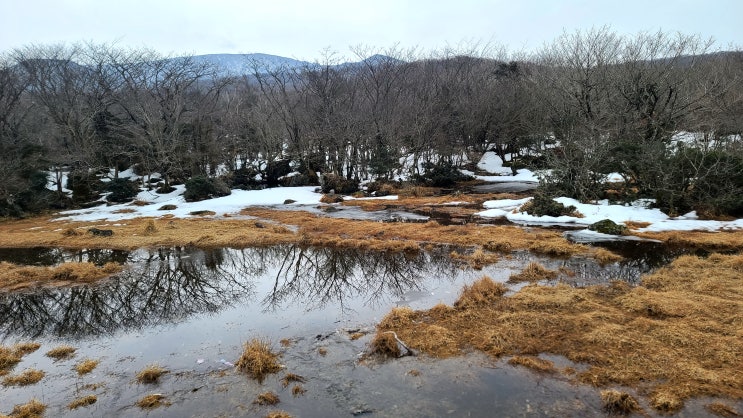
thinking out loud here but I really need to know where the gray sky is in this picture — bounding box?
[2,0,741,59]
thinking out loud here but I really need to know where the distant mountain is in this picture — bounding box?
[188,53,402,78]
[190,53,313,77]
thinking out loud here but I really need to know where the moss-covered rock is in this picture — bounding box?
[588,219,628,235]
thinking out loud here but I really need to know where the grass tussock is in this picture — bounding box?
[0,261,122,291]
[450,248,499,270]
[600,390,640,414]
[45,345,76,360]
[235,339,282,382]
[2,369,44,386]
[594,248,623,265]
[507,356,556,373]
[265,411,292,418]
[508,262,558,283]
[75,359,100,375]
[291,385,306,396]
[4,399,46,418]
[0,343,40,372]
[281,373,305,388]
[705,402,740,417]
[454,277,507,309]
[253,391,280,405]
[12,343,40,356]
[370,332,401,358]
[372,254,743,412]
[136,364,167,384]
[68,395,97,410]
[143,220,158,235]
[136,394,170,409]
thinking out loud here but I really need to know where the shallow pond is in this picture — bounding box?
[0,245,736,417]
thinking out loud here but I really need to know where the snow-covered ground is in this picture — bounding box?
[55,186,325,222]
[477,197,743,232]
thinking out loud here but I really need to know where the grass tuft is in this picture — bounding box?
[2,369,45,386]
[143,220,158,235]
[507,356,556,373]
[45,345,76,360]
[136,394,170,409]
[6,399,46,418]
[265,411,292,418]
[235,339,282,382]
[281,373,306,388]
[508,262,558,283]
[136,364,167,384]
[370,332,401,358]
[12,343,41,356]
[74,359,100,375]
[291,384,307,397]
[253,391,280,406]
[454,276,507,308]
[705,402,740,417]
[68,395,97,410]
[600,390,640,414]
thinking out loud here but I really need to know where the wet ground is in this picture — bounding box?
[2,181,741,418]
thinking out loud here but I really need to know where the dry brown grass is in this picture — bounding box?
[705,402,740,417]
[253,391,280,405]
[635,229,743,250]
[291,385,306,396]
[74,359,100,375]
[370,332,401,358]
[265,411,292,418]
[507,356,556,373]
[281,373,305,388]
[450,248,499,270]
[2,369,44,386]
[372,255,743,412]
[235,339,282,382]
[46,345,76,360]
[508,262,558,283]
[136,394,170,409]
[136,364,167,384]
[0,261,122,291]
[12,343,40,356]
[3,399,46,418]
[317,347,327,356]
[594,248,623,265]
[68,395,97,410]
[600,389,640,414]
[143,220,158,235]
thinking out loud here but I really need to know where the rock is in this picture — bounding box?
[88,227,113,237]
[588,219,628,235]
[158,204,177,210]
[283,199,296,204]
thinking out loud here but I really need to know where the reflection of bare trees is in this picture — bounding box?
[0,247,255,340]
[259,246,459,312]
[0,245,461,341]
[0,248,130,266]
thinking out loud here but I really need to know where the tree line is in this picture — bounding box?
[1,28,741,217]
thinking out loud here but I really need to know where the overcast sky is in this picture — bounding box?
[2,0,740,60]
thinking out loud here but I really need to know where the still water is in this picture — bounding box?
[0,245,730,417]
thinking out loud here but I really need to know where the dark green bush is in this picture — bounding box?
[265,159,292,187]
[588,219,628,235]
[227,167,262,190]
[520,194,577,217]
[67,170,104,202]
[106,178,139,203]
[412,161,473,187]
[184,176,231,202]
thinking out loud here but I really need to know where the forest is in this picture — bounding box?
[1,27,741,218]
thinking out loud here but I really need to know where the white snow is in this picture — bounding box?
[474,169,540,183]
[477,152,512,175]
[55,186,324,222]
[477,197,743,232]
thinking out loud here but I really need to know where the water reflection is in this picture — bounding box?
[0,247,131,266]
[0,246,460,340]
